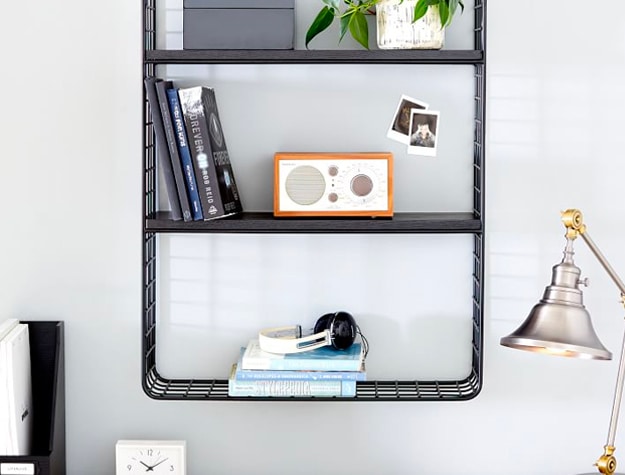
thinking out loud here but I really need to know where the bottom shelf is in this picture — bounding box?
[142,227,485,402]
[143,368,481,401]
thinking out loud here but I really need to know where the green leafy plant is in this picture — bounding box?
[305,0,464,50]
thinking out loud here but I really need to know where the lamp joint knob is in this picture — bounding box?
[596,445,617,475]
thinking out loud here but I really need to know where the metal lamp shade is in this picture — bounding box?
[501,258,612,360]
[501,301,612,360]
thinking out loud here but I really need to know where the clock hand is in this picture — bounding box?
[139,456,169,471]
[150,457,169,469]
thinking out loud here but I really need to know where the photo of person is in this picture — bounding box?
[387,95,429,145]
[408,110,440,157]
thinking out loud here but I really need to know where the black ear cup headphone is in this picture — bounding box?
[313,311,357,350]
[258,311,369,355]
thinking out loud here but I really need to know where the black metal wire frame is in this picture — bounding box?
[141,0,486,401]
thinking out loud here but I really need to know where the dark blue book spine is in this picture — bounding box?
[166,88,203,221]
[143,77,182,221]
[155,80,192,222]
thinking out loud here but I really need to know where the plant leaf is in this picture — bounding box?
[446,0,459,21]
[305,6,336,49]
[348,10,369,49]
[339,12,351,43]
[412,0,430,22]
[438,2,450,27]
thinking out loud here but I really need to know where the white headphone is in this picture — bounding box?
[258,311,360,354]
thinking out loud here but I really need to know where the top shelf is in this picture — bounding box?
[144,49,484,65]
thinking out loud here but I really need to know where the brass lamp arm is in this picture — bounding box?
[562,209,625,475]
[579,232,625,297]
[562,209,625,296]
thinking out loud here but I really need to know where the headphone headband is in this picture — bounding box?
[258,325,330,354]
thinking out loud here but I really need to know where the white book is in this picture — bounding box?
[0,319,19,342]
[0,319,19,455]
[0,322,33,456]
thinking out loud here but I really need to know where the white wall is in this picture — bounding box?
[2,1,625,474]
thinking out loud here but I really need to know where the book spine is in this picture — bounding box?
[240,357,362,372]
[178,87,226,220]
[143,77,183,221]
[228,381,356,397]
[229,373,356,397]
[166,88,203,221]
[235,368,366,381]
[154,80,192,222]
[201,88,243,215]
[240,341,364,372]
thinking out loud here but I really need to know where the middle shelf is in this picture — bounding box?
[145,211,482,233]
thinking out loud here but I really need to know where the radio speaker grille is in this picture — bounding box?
[285,165,326,205]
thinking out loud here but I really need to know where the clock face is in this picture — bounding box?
[116,440,186,474]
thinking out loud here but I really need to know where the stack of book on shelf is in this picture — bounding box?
[228,340,366,398]
[143,77,243,222]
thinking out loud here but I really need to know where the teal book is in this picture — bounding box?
[240,339,364,372]
[228,365,356,398]
[234,348,366,381]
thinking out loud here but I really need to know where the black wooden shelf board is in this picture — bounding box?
[145,211,482,234]
[145,49,484,65]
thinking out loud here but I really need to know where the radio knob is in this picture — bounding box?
[328,192,338,203]
[328,165,339,177]
[351,174,374,197]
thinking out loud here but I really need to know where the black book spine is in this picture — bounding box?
[144,77,183,221]
[155,80,192,222]
[202,88,243,215]
[178,87,225,220]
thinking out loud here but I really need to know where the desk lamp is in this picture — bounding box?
[500,209,625,475]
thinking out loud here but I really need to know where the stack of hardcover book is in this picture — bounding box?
[144,77,243,222]
[228,340,366,398]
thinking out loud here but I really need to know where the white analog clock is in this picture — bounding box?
[116,440,186,474]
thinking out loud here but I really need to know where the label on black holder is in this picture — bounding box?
[0,463,35,475]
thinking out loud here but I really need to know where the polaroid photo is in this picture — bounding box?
[408,109,440,157]
[387,95,429,145]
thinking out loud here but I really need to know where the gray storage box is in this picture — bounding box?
[183,0,295,50]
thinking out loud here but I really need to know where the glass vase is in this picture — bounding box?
[376,0,445,50]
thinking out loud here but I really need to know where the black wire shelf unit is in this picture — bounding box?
[142,0,486,401]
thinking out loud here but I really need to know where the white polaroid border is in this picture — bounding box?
[387,95,429,145]
[407,109,440,157]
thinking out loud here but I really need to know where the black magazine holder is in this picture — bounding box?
[0,321,65,475]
